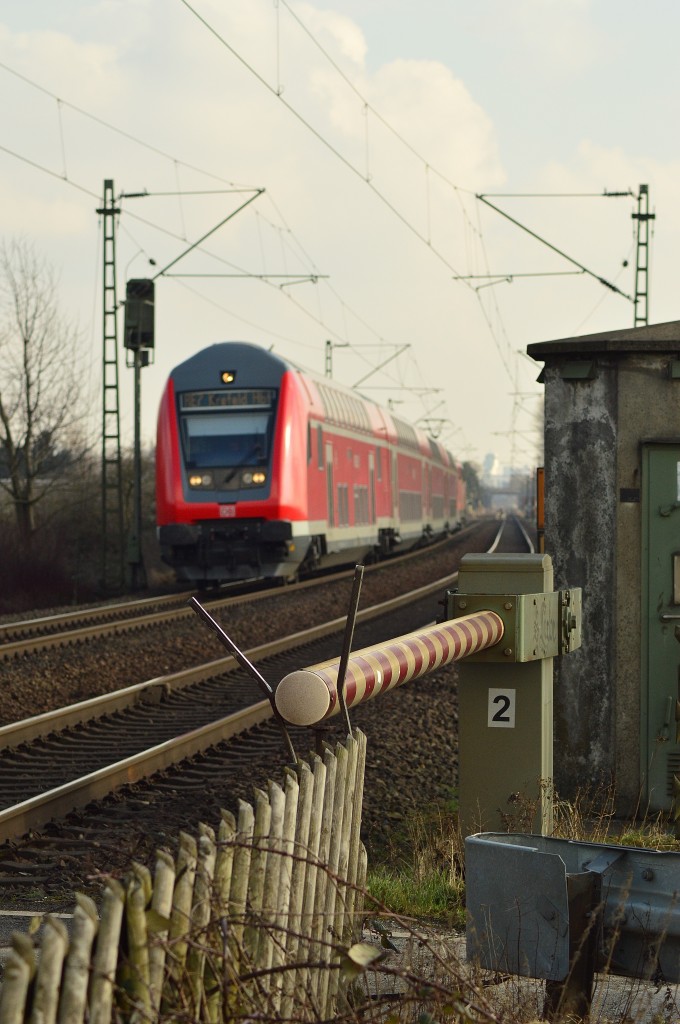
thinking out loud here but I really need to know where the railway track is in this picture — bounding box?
[0,516,533,897]
[0,526,481,658]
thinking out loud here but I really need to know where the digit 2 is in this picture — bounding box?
[491,693,511,723]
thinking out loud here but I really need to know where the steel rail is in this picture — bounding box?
[0,700,273,843]
[0,591,196,647]
[0,568,461,752]
[0,569,463,843]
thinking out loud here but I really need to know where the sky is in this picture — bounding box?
[1,0,679,474]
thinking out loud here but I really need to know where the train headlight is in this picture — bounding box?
[241,471,266,486]
[188,473,213,488]
[189,474,202,487]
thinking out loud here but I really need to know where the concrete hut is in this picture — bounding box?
[528,320,680,815]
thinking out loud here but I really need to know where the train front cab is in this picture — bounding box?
[156,344,312,585]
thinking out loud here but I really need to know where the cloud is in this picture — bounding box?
[292,2,368,66]
[505,0,602,74]
[1,25,121,101]
[368,58,503,190]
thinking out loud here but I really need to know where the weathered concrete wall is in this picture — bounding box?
[543,363,618,798]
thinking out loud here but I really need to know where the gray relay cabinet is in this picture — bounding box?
[527,320,680,813]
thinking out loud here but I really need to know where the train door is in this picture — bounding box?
[392,452,399,518]
[368,452,375,523]
[326,442,335,527]
[641,443,680,809]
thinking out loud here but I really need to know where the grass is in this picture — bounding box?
[367,803,467,928]
[367,863,466,928]
[615,824,680,850]
[552,781,680,850]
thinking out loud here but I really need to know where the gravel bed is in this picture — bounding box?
[0,524,501,727]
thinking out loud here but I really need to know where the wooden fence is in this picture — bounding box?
[0,730,368,1022]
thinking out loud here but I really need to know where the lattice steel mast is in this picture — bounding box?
[632,184,655,327]
[97,179,125,593]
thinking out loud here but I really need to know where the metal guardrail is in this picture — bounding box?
[466,832,680,1017]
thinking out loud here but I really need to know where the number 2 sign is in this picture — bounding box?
[488,688,516,728]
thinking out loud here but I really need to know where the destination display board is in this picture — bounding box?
[180,389,275,410]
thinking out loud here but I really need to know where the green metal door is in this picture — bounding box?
[642,444,680,810]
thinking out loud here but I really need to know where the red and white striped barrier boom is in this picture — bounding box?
[275,611,504,726]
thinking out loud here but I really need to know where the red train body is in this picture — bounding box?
[156,342,466,585]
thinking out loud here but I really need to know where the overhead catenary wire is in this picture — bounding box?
[0,131,375,372]
[175,0,532,445]
[177,0,474,284]
[0,58,449,413]
[0,59,247,190]
[0,15,540,460]
[476,193,634,302]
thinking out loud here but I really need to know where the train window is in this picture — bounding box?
[307,422,312,464]
[323,384,338,425]
[393,416,419,451]
[335,391,344,425]
[429,438,443,464]
[326,442,335,525]
[337,483,349,525]
[337,391,350,426]
[353,397,370,432]
[376,447,382,480]
[354,485,368,524]
[317,425,323,469]
[343,396,352,427]
[352,398,360,428]
[181,411,272,469]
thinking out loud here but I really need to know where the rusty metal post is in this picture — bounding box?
[543,871,598,1021]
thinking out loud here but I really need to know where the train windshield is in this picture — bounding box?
[181,411,272,469]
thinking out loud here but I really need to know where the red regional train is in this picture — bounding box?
[156,342,466,585]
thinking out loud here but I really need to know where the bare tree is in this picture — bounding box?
[0,238,86,548]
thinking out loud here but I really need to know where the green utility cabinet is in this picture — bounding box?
[642,444,680,808]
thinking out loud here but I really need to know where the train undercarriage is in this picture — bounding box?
[159,517,457,587]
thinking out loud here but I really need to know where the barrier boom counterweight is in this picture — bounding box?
[275,611,504,727]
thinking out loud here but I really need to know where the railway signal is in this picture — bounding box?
[123,277,156,591]
[123,278,155,352]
